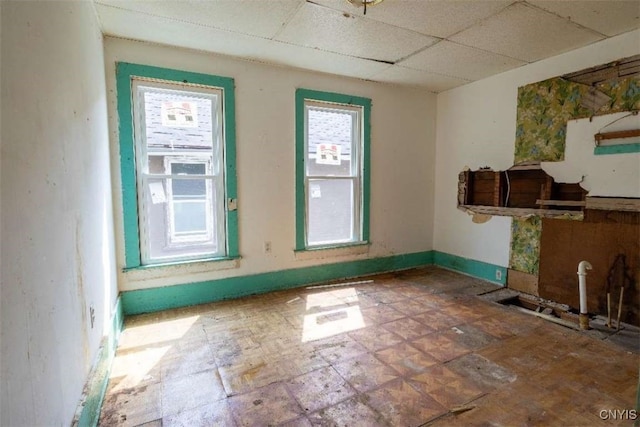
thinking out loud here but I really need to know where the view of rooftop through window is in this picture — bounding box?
[305,102,362,247]
[134,82,226,264]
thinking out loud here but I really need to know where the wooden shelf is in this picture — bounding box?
[586,197,640,212]
[536,199,586,207]
[459,205,584,219]
[595,129,640,143]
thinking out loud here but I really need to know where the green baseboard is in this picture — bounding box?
[433,251,507,286]
[122,251,435,315]
[73,297,123,427]
[121,250,508,315]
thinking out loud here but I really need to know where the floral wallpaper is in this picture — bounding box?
[510,217,542,275]
[514,76,640,164]
[514,78,589,163]
[509,72,639,276]
[597,78,640,114]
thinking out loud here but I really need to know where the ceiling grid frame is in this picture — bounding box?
[94,0,640,92]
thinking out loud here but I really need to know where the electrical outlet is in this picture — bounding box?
[495,269,502,281]
[264,241,272,253]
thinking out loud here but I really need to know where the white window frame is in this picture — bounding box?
[132,79,227,264]
[304,101,364,248]
[164,156,215,247]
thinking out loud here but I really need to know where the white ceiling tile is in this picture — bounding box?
[95,0,303,38]
[450,2,604,62]
[370,65,470,92]
[265,45,392,80]
[399,40,527,81]
[93,0,636,89]
[96,4,266,56]
[313,0,513,38]
[96,4,389,81]
[528,0,640,37]
[274,2,439,63]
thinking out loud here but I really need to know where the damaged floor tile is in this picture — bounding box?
[99,267,639,426]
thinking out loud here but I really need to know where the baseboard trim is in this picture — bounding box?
[72,297,124,427]
[122,251,435,315]
[433,251,507,286]
[121,250,507,315]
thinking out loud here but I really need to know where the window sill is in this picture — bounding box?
[123,256,240,280]
[294,242,369,261]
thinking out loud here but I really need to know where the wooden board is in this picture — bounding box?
[539,218,640,326]
[586,197,640,212]
[507,269,539,296]
[459,205,583,219]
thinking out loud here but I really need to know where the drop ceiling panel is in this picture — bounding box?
[95,0,303,38]
[529,0,640,37]
[370,66,470,92]
[96,4,389,81]
[312,0,512,38]
[93,0,639,92]
[399,40,527,81]
[256,42,392,80]
[96,4,269,57]
[275,1,439,63]
[450,2,604,62]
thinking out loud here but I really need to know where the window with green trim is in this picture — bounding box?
[295,89,371,250]
[117,63,238,267]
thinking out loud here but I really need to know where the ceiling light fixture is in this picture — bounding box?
[347,0,384,15]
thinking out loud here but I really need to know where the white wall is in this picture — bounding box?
[433,30,640,267]
[542,112,640,198]
[1,2,117,425]
[105,37,437,292]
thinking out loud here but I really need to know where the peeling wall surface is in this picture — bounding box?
[514,76,639,163]
[1,3,117,425]
[511,72,639,275]
[434,29,640,270]
[105,38,437,292]
[542,112,640,198]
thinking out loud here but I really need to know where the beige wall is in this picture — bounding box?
[104,37,438,292]
[433,29,640,267]
[1,2,117,425]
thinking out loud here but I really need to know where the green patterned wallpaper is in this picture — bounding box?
[514,77,640,164]
[509,73,640,276]
[510,217,542,275]
[598,78,640,113]
[514,78,590,163]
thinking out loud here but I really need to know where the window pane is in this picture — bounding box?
[141,177,218,261]
[142,88,216,157]
[306,107,357,177]
[307,179,355,246]
[171,162,206,175]
[174,201,207,234]
[134,81,228,264]
[172,177,206,197]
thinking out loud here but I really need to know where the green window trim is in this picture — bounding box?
[594,143,640,155]
[295,88,371,251]
[116,62,238,269]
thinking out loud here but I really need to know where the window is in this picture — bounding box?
[295,89,371,250]
[165,158,214,246]
[117,63,237,267]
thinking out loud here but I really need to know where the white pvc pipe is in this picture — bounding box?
[577,260,593,315]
